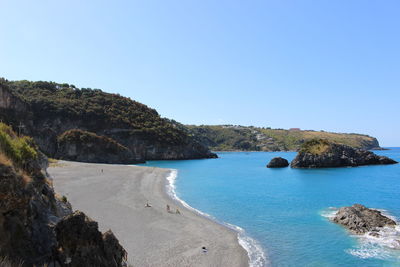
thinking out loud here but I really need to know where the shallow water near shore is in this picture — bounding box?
[142,148,400,266]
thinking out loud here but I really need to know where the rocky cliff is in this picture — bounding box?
[0,123,127,266]
[291,139,397,168]
[56,129,137,164]
[0,79,216,163]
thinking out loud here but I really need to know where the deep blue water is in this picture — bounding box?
[141,148,400,267]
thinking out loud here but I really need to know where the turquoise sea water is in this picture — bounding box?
[142,148,400,267]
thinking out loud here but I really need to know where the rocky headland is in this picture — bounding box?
[187,125,382,152]
[291,139,397,168]
[0,79,216,164]
[332,204,397,236]
[267,157,289,168]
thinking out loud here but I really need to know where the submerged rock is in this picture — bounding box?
[333,204,396,234]
[291,139,397,168]
[267,157,289,168]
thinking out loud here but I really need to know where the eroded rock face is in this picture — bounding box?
[0,163,65,266]
[291,139,397,168]
[55,129,138,164]
[333,204,396,234]
[55,211,127,267]
[267,157,289,168]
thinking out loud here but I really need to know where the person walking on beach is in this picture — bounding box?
[175,208,181,214]
[166,204,170,213]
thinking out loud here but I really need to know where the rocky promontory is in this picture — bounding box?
[267,157,289,168]
[333,204,396,235]
[0,79,217,163]
[291,139,397,168]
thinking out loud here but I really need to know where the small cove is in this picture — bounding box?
[142,148,400,266]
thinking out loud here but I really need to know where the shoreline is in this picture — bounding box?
[165,169,267,267]
[49,161,250,267]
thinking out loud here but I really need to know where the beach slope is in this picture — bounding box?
[48,161,248,267]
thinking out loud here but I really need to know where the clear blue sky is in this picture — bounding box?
[1,0,399,146]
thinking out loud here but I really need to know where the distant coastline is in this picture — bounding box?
[188,125,381,152]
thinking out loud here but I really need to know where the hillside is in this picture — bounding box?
[0,78,216,163]
[187,125,381,151]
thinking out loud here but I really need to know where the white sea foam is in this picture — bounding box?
[165,169,269,267]
[321,207,400,261]
[320,207,338,219]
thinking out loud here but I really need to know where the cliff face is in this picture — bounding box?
[0,162,127,266]
[0,124,127,266]
[291,139,397,168]
[0,163,58,265]
[0,79,216,163]
[56,129,137,164]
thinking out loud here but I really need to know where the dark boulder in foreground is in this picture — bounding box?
[333,204,396,235]
[291,139,397,168]
[56,211,127,267]
[267,157,289,168]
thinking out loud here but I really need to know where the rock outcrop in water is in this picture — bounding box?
[267,157,289,168]
[291,139,397,168]
[333,204,396,235]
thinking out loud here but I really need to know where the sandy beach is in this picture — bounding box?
[48,161,249,267]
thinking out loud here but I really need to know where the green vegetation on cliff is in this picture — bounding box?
[58,129,129,153]
[0,122,38,171]
[5,79,188,145]
[0,78,216,162]
[187,125,380,151]
[291,139,397,168]
[299,139,331,155]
